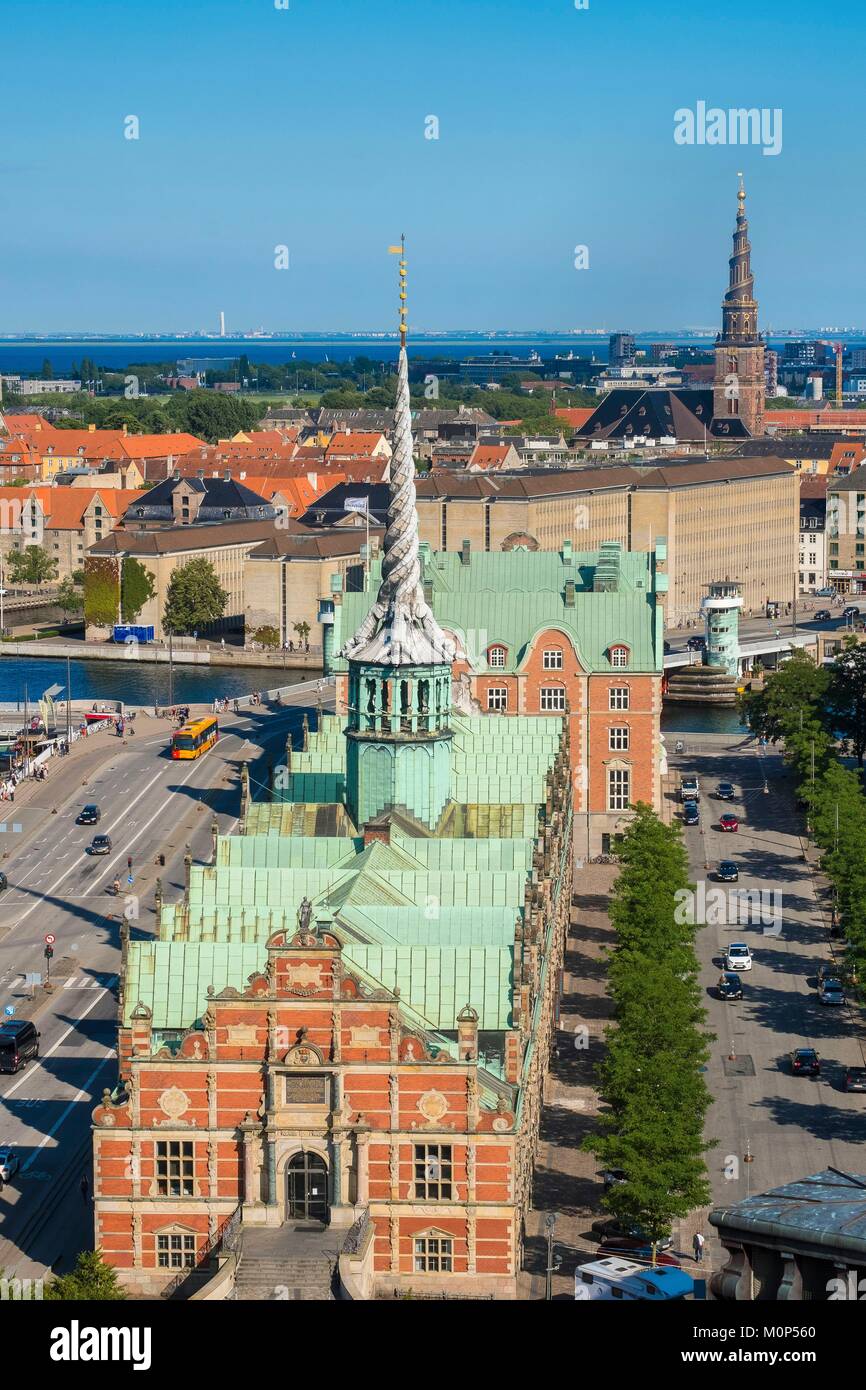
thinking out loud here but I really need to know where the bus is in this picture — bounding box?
[574,1256,695,1301]
[171,716,219,760]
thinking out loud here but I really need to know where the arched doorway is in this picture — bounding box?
[286,1151,328,1223]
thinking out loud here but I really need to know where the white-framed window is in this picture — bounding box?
[609,686,630,711]
[609,726,629,751]
[607,766,631,811]
[414,1144,453,1200]
[487,686,507,711]
[488,646,506,669]
[542,648,563,670]
[157,1231,197,1269]
[610,645,630,668]
[414,1235,453,1273]
[540,686,566,711]
[155,1140,194,1197]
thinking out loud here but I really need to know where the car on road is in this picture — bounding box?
[686,635,706,651]
[76,804,101,825]
[818,978,846,1006]
[843,1067,866,1093]
[680,776,700,801]
[719,813,739,832]
[725,942,753,971]
[682,801,700,826]
[790,1047,821,1076]
[814,609,832,622]
[718,971,744,1001]
[716,782,735,800]
[817,962,839,986]
[0,1148,20,1182]
[815,587,836,598]
[715,860,739,882]
[0,872,6,892]
[0,1020,40,1074]
[89,833,112,855]
[589,1217,673,1250]
[595,1243,682,1268]
[843,605,861,619]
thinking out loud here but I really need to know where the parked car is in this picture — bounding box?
[817,962,838,986]
[686,635,706,651]
[718,971,744,1001]
[818,978,846,1006]
[719,813,739,832]
[682,801,700,826]
[843,1067,866,1093]
[595,1243,681,1268]
[0,872,7,892]
[0,1148,20,1182]
[716,860,739,882]
[716,782,735,800]
[843,605,861,619]
[814,609,832,622]
[590,1217,672,1250]
[76,804,101,826]
[815,587,836,598]
[681,777,700,801]
[726,943,753,971]
[790,1047,821,1076]
[89,834,112,855]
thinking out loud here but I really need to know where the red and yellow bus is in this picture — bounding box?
[170,715,219,760]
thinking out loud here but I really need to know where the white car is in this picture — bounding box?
[0,1148,20,1181]
[726,943,753,972]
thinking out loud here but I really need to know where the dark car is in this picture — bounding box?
[790,1048,820,1076]
[0,871,7,892]
[682,801,699,826]
[843,605,861,619]
[590,1217,673,1250]
[718,971,743,1001]
[814,609,832,622]
[716,782,735,800]
[716,860,738,882]
[76,804,101,826]
[0,1019,40,1074]
[89,833,112,855]
[844,1067,866,1093]
[686,635,706,651]
[595,1243,682,1267]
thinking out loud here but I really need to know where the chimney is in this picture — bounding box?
[224,469,232,481]
[562,538,573,565]
[460,539,471,566]
[564,579,575,606]
[88,423,95,433]
[456,1004,479,1061]
[197,468,205,479]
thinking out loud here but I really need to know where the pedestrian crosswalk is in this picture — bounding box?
[60,974,118,991]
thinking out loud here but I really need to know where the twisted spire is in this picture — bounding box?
[718,174,759,346]
[341,242,455,669]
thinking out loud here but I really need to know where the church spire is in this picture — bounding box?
[718,173,759,347]
[341,240,456,668]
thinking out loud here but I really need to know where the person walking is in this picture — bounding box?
[693,1231,705,1263]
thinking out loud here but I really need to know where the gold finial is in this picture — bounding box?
[737,171,745,200]
[388,235,407,347]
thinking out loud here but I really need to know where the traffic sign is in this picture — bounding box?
[3,1005,14,1016]
[44,933,55,945]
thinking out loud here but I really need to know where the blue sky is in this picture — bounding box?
[0,0,859,332]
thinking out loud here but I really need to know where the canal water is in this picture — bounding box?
[661,704,748,736]
[0,654,312,707]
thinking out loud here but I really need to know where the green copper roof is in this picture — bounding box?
[330,546,660,674]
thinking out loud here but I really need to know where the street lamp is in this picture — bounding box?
[544,1213,561,1300]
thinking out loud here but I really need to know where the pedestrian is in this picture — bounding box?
[693,1231,705,1263]
[80,1173,90,1205]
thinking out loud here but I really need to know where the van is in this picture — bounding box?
[0,1020,40,1074]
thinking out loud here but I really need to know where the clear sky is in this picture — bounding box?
[0,0,859,332]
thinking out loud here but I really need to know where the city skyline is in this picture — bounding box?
[1,0,861,332]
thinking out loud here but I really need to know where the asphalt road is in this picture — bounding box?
[669,739,866,1218]
[0,685,327,1280]
[664,608,861,656]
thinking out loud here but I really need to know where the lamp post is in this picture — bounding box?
[544,1213,561,1300]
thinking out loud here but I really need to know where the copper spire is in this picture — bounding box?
[718,175,759,347]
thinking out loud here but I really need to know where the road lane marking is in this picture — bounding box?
[22,1048,117,1171]
[0,983,114,1100]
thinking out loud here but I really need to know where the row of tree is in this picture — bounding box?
[584,804,713,1248]
[740,643,866,980]
[83,555,227,634]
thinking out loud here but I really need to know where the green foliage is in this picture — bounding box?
[83,556,120,628]
[293,620,311,645]
[163,558,228,634]
[55,576,84,615]
[827,639,866,765]
[738,648,829,746]
[5,545,58,585]
[45,1249,126,1301]
[583,804,713,1246]
[253,624,280,648]
[120,556,156,623]
[166,389,259,443]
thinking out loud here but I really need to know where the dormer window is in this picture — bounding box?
[488,645,507,669]
[610,644,630,669]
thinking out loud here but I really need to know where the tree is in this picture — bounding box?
[165,389,258,443]
[45,1249,126,1301]
[5,545,58,586]
[738,648,829,746]
[84,556,121,628]
[293,620,311,648]
[41,357,53,381]
[55,576,84,615]
[828,639,866,765]
[163,558,228,634]
[253,624,280,648]
[120,556,156,623]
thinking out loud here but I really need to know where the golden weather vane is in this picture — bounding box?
[388,235,407,347]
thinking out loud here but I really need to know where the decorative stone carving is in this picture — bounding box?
[283,961,324,991]
[157,1086,190,1121]
[417,1089,448,1123]
[226,1025,259,1047]
[350,1025,382,1050]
